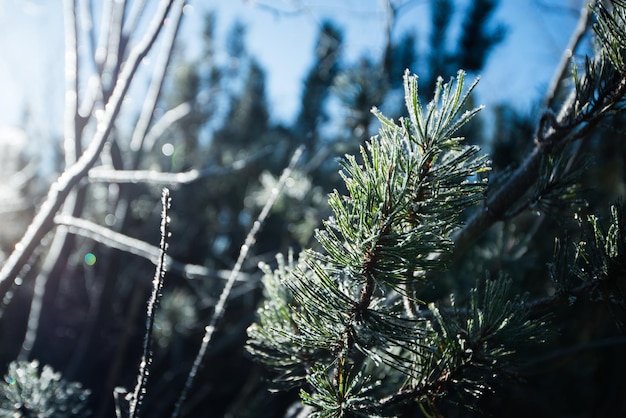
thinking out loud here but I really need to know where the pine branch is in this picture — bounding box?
[454,0,626,258]
[249,71,493,416]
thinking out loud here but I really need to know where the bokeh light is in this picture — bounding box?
[84,252,97,266]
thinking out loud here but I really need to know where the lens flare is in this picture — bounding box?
[84,253,97,266]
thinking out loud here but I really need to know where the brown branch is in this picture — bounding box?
[453,60,626,259]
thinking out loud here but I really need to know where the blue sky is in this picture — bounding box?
[190,0,588,121]
[0,0,588,140]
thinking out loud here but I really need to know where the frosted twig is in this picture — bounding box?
[54,214,251,282]
[128,188,171,418]
[129,0,185,157]
[88,146,270,184]
[101,0,126,87]
[64,0,80,164]
[142,102,192,153]
[0,0,184,301]
[543,0,596,109]
[18,0,83,361]
[123,0,149,39]
[94,0,113,69]
[171,145,305,418]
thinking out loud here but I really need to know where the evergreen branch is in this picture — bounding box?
[128,188,171,418]
[455,73,625,258]
[455,1,626,258]
[172,146,304,418]
[250,71,489,415]
[594,0,626,71]
[374,277,547,413]
[0,0,185,303]
[300,365,377,417]
[247,252,324,389]
[0,360,91,416]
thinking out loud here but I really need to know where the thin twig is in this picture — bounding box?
[102,0,126,89]
[18,0,83,360]
[129,0,185,157]
[123,0,149,39]
[171,145,305,418]
[64,0,80,164]
[94,0,113,70]
[129,188,171,418]
[88,147,271,184]
[452,54,626,259]
[141,102,192,153]
[79,0,98,71]
[543,0,596,109]
[54,214,251,282]
[0,0,184,301]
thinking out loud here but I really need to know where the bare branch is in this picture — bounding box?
[79,0,98,66]
[172,145,305,418]
[54,214,250,282]
[129,0,186,158]
[543,0,596,109]
[101,0,127,87]
[129,188,171,418]
[63,0,81,165]
[123,0,149,38]
[0,0,185,302]
[18,0,88,361]
[94,0,113,70]
[88,146,271,184]
[142,102,192,152]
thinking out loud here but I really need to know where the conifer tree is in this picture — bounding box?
[248,69,524,417]
[457,0,506,72]
[247,1,626,416]
[295,21,343,150]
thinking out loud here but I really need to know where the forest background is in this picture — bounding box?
[0,0,625,417]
